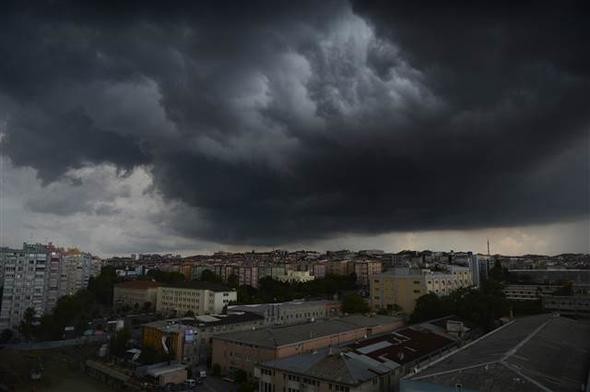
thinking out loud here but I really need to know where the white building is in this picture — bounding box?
[156,282,237,316]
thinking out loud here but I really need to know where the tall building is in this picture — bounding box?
[354,260,382,287]
[0,243,101,330]
[0,243,49,329]
[370,266,472,313]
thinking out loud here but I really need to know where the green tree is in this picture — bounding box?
[110,328,131,357]
[0,328,13,343]
[200,269,223,283]
[18,307,36,340]
[410,293,449,323]
[489,260,508,282]
[342,293,370,314]
[227,274,240,288]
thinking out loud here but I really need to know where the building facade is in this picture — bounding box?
[113,280,160,309]
[353,260,382,287]
[370,267,472,313]
[156,282,237,316]
[228,300,341,326]
[0,243,101,329]
[143,311,265,365]
[211,315,403,376]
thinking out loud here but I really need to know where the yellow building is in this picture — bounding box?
[156,282,237,316]
[370,267,472,313]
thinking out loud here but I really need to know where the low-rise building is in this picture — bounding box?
[503,284,560,301]
[211,315,404,376]
[113,280,160,309]
[256,320,460,392]
[257,347,396,392]
[354,260,382,287]
[156,282,237,316]
[403,314,590,391]
[370,267,472,313]
[542,295,590,318]
[142,311,264,365]
[228,300,341,325]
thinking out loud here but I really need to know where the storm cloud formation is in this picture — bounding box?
[0,0,588,246]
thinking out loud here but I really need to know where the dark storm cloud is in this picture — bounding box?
[0,0,588,244]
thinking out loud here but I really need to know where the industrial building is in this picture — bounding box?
[142,311,264,364]
[228,299,341,325]
[403,314,590,391]
[211,315,404,376]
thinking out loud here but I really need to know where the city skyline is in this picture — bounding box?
[0,1,589,257]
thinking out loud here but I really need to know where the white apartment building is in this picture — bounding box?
[156,282,237,316]
[0,243,101,330]
[0,244,50,329]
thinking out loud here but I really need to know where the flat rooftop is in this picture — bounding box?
[347,325,456,365]
[213,315,401,348]
[408,314,590,391]
[143,311,263,331]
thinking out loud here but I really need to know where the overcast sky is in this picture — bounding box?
[0,1,588,257]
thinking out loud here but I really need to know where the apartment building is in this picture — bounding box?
[238,265,259,288]
[0,244,49,329]
[62,250,101,296]
[113,280,160,308]
[370,267,472,313]
[325,260,354,276]
[354,260,382,287]
[211,315,403,376]
[0,243,102,330]
[156,282,237,316]
[311,262,327,278]
[275,270,315,283]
